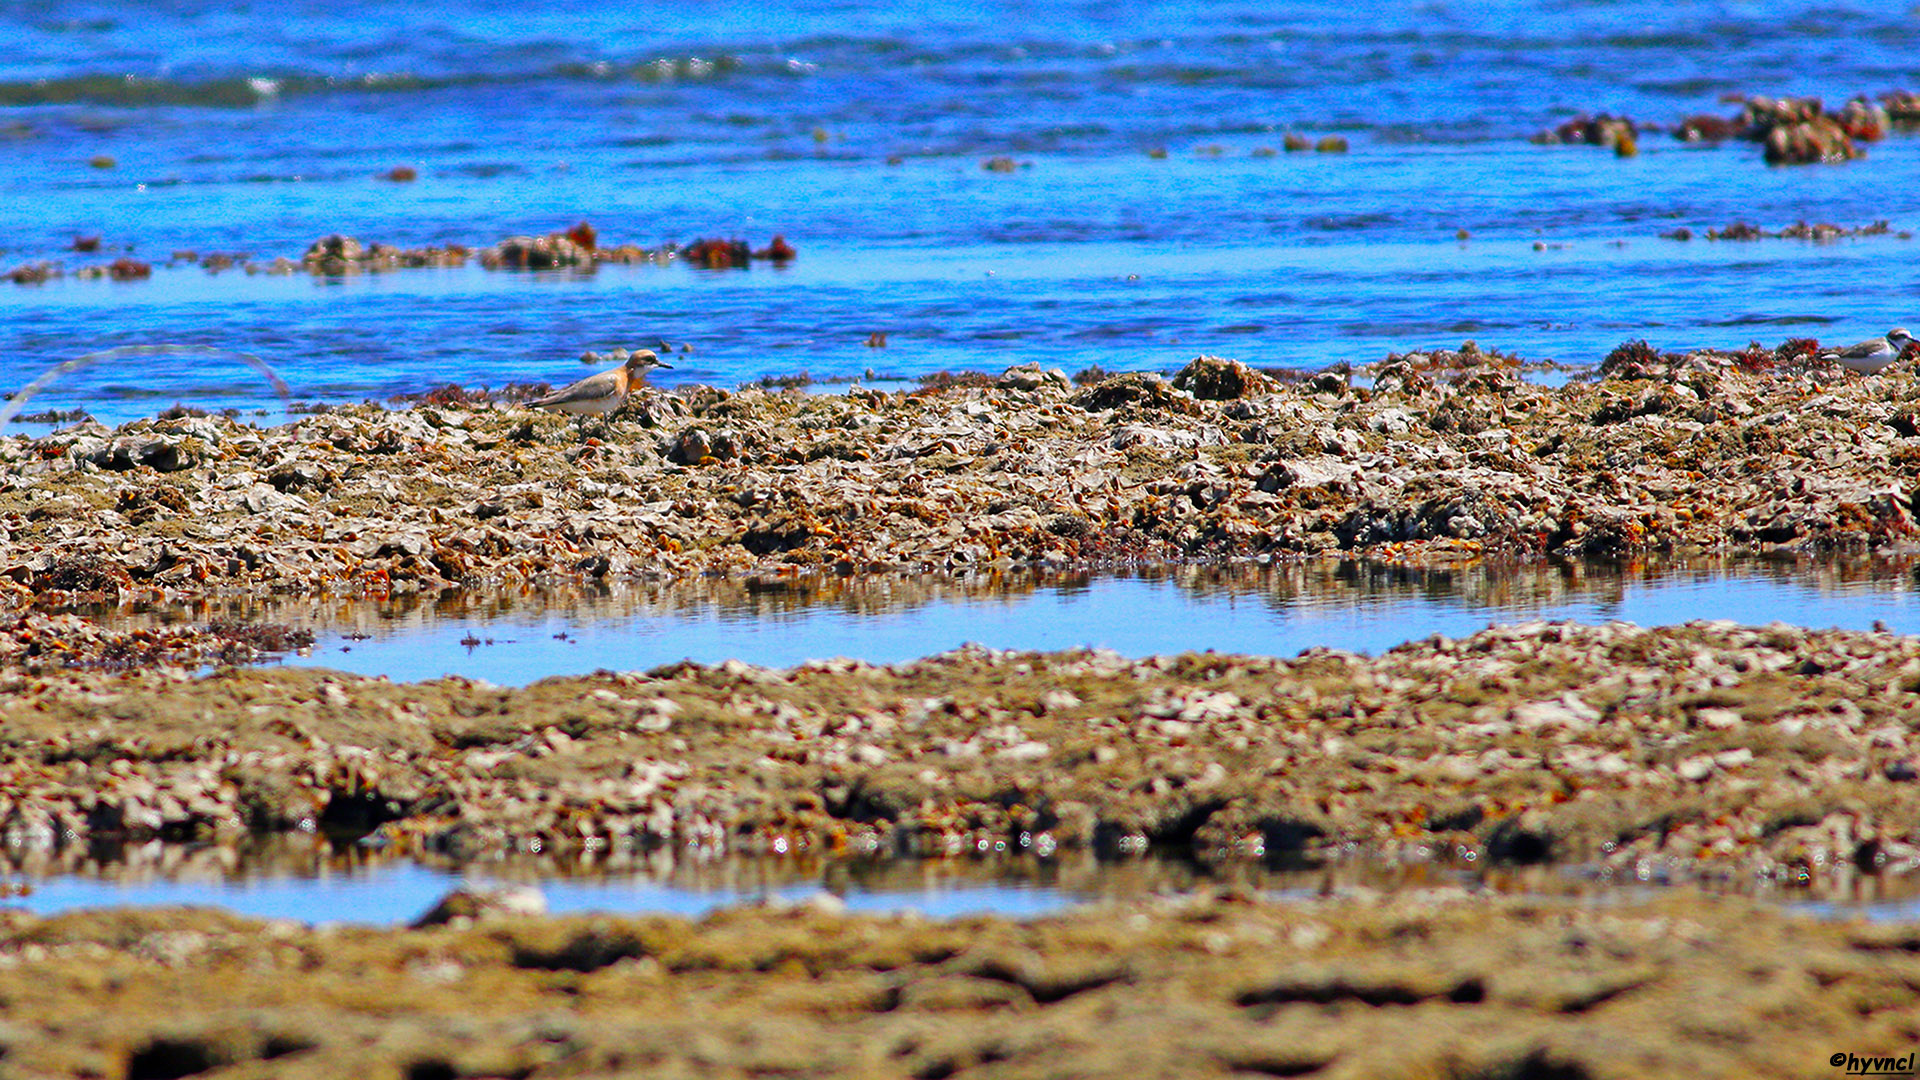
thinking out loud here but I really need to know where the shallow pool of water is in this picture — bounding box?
[111,555,1920,684]
[7,845,1912,926]
[6,863,1074,924]
[0,844,1279,925]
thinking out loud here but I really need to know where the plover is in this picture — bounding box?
[529,349,671,419]
[1822,328,1917,374]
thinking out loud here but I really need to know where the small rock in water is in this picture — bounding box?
[412,885,548,928]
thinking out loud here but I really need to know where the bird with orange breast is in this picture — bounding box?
[529,349,672,425]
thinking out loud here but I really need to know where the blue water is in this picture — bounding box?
[2,1,1919,423]
[6,863,1075,924]
[154,558,1920,683]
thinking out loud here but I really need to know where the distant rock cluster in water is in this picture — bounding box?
[1,222,797,286]
[1536,89,1919,164]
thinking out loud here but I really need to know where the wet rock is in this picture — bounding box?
[412,885,548,928]
[1172,356,1271,400]
[0,611,310,670]
[7,261,61,285]
[755,234,797,261]
[683,237,752,268]
[666,425,738,464]
[303,233,469,273]
[76,256,153,281]
[996,362,1072,393]
[1742,96,1864,164]
[1675,113,1737,142]
[303,233,364,273]
[1885,89,1920,128]
[84,436,197,473]
[1837,96,1891,140]
[481,233,592,270]
[1553,93,1895,165]
[1763,117,1860,164]
[1069,372,1195,413]
[1534,113,1637,150]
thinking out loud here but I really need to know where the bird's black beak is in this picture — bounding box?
[654,358,674,369]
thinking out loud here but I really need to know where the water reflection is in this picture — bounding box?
[83,553,1920,683]
[6,835,1917,926]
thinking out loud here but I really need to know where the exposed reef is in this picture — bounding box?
[7,353,1920,607]
[3,619,1919,891]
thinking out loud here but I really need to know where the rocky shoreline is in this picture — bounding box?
[10,355,1920,1076]
[6,350,1920,608]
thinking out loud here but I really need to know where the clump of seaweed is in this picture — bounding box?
[1599,339,1664,377]
[913,371,996,393]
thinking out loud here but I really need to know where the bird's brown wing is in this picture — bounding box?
[532,369,621,407]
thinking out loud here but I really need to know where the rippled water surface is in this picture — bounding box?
[1,1,1918,422]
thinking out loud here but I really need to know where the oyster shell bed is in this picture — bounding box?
[0,888,1911,1080]
[5,353,1920,605]
[3,620,1916,886]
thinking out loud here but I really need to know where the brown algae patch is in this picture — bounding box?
[7,354,1920,605]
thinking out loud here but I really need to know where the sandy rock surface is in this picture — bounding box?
[0,890,1912,1080]
[6,356,1920,605]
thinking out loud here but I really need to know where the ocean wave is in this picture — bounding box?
[0,55,755,108]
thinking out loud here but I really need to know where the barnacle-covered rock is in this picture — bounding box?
[1171,355,1271,400]
[1069,372,1196,413]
